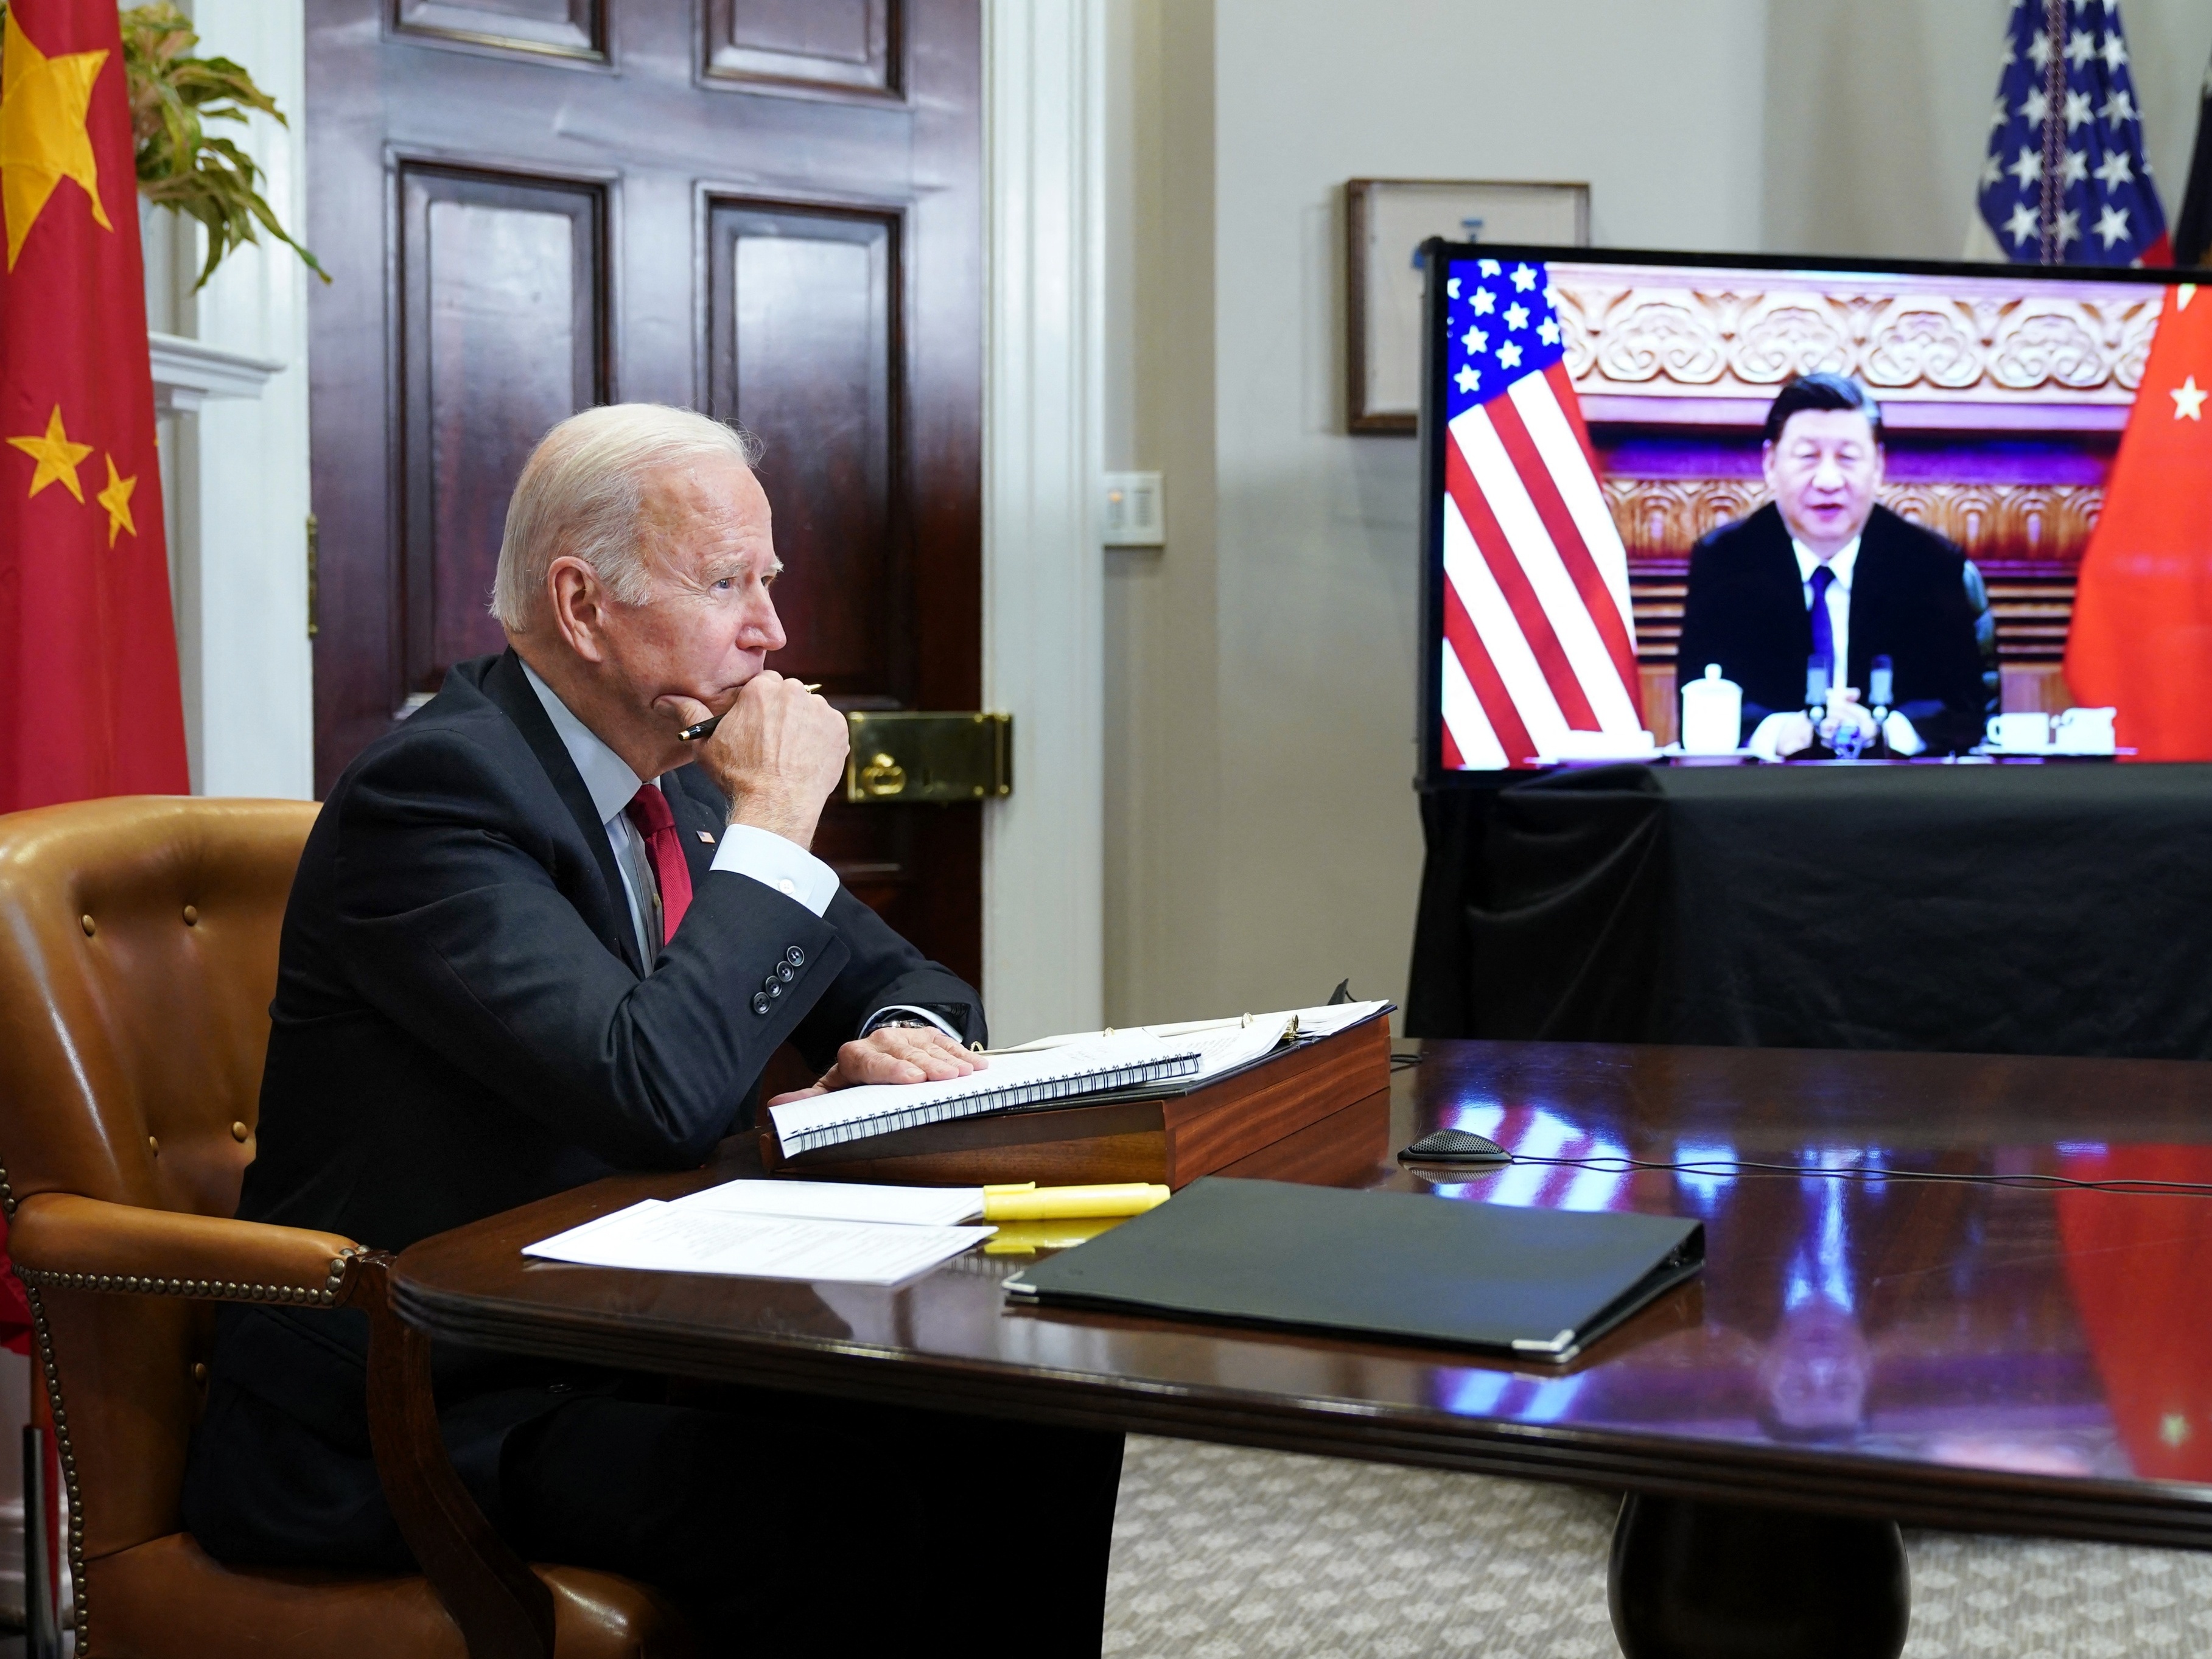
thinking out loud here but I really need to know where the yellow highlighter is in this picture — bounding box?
[981,1182,1170,1222]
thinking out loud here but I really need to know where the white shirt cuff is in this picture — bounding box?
[1882,711,1925,757]
[1747,712,1796,763]
[863,1004,964,1042]
[710,825,839,917]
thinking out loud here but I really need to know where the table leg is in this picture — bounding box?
[1607,1493,1909,1659]
[349,1252,556,1659]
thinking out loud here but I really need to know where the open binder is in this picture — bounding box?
[768,1001,1390,1159]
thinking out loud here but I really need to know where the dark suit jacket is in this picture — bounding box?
[183,648,982,1564]
[1674,503,1986,753]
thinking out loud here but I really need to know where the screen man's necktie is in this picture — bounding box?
[1808,564,1838,687]
[624,784,693,945]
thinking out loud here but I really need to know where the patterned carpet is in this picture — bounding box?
[1104,1437,2212,1658]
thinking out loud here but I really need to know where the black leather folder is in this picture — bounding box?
[1001,1177,1703,1362]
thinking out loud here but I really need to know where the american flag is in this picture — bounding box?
[1978,0,2168,265]
[1437,257,1641,770]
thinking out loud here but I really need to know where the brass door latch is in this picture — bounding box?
[842,711,1012,804]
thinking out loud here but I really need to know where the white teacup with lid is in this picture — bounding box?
[1680,663,1742,756]
[2051,706,2117,754]
[1986,711,2051,752]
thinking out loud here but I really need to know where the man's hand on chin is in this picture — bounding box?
[663,671,849,848]
[766,1027,987,1107]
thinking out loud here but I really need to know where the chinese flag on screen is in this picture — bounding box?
[0,0,189,812]
[2065,284,2212,760]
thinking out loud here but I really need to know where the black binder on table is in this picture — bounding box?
[1000,1177,1703,1363]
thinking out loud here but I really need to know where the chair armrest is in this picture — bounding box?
[8,1192,364,1307]
[12,1198,552,1654]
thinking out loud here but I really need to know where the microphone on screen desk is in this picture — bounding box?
[1785,657,1838,761]
[1864,654,1896,759]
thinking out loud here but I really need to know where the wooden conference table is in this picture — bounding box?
[392,1041,2212,1658]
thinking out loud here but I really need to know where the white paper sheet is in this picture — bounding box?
[989,1000,1393,1057]
[1284,999,1393,1041]
[523,1200,992,1285]
[666,1178,984,1228]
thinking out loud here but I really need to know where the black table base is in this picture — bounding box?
[1609,1495,1910,1659]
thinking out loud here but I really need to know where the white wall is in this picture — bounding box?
[149,0,315,802]
[1104,0,1769,1025]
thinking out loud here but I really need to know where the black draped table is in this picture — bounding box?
[1407,761,2212,1059]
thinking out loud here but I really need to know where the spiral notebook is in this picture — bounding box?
[768,1018,1307,1158]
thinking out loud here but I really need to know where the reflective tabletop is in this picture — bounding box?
[393,1039,2212,1546]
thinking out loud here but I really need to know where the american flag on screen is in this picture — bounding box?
[1978,0,2168,265]
[1437,258,1641,770]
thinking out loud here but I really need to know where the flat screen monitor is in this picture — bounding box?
[1416,243,2191,782]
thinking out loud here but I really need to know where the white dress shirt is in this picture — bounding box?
[519,663,839,965]
[1746,533,1920,758]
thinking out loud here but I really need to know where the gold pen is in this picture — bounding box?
[678,682,822,742]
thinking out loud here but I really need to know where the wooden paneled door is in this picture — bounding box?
[304,0,984,981]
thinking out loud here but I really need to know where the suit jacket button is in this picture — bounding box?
[785,946,805,967]
[766,979,783,999]
[752,992,771,1016]
[775,962,796,983]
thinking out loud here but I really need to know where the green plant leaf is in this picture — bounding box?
[110,1,328,287]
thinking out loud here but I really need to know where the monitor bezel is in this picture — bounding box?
[1415,239,2194,792]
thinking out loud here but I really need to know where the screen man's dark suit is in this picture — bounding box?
[181,648,1121,1651]
[1674,503,1987,753]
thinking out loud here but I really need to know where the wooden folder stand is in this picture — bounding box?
[761,1016,1393,1189]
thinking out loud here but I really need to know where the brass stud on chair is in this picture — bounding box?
[191,1362,208,1384]
[147,1136,159,1156]
[230,1120,249,1143]
[183,904,199,926]
[79,915,95,937]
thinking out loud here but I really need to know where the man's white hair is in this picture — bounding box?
[490,403,761,632]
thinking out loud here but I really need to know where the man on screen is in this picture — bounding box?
[1675,374,1986,757]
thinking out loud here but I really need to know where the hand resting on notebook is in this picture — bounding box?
[767,1022,988,1106]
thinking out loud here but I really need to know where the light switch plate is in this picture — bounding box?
[1102,471,1165,547]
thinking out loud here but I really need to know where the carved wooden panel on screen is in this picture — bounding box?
[400,167,607,702]
[705,0,898,96]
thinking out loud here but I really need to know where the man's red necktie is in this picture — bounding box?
[625,784,693,945]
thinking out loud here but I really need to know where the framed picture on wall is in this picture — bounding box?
[1347,179,1591,433]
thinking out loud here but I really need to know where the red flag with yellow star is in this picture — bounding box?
[2065,282,2212,760]
[0,0,187,811]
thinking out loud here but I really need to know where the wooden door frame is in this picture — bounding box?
[979,0,1106,1045]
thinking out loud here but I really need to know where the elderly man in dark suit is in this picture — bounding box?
[181,403,1124,1655]
[1675,373,1987,757]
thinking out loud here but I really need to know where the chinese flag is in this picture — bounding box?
[0,0,189,812]
[2065,283,2212,760]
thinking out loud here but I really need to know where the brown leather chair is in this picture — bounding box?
[0,797,690,1658]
